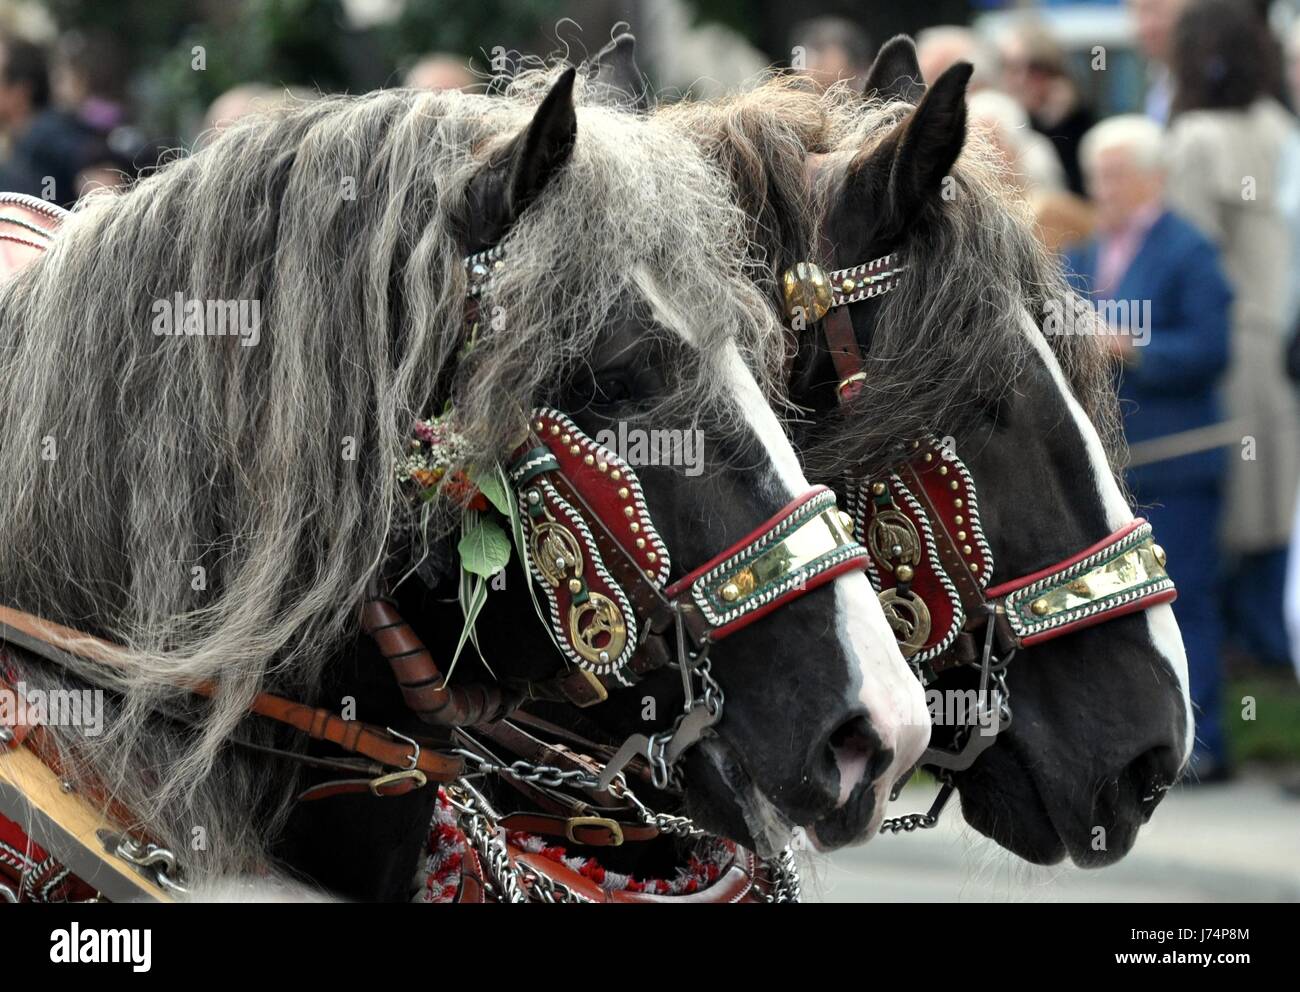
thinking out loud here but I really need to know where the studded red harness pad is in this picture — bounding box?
[845,438,993,669]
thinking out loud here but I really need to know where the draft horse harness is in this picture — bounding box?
[0,194,861,902]
[778,215,1178,831]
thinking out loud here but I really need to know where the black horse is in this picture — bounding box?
[576,33,1190,870]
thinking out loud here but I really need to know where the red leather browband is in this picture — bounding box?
[665,486,868,639]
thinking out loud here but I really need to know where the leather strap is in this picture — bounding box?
[360,586,512,726]
[0,603,463,782]
[499,812,657,847]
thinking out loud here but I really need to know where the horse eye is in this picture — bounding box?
[592,373,633,407]
[980,394,1008,425]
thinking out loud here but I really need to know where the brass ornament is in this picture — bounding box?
[569,592,628,666]
[867,509,922,571]
[879,589,932,658]
[718,568,756,603]
[532,521,584,587]
[781,262,833,323]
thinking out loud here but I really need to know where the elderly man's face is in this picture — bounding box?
[1087,145,1163,232]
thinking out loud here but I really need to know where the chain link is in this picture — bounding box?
[444,783,528,903]
[447,749,799,902]
[105,834,189,895]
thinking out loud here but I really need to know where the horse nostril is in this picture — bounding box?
[1126,745,1181,820]
[825,715,892,806]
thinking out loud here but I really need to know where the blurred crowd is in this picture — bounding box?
[1,0,1298,781]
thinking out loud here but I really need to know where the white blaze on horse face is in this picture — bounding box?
[635,267,926,825]
[834,572,931,810]
[1024,314,1194,764]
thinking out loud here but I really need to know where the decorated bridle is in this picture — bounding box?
[379,248,869,792]
[780,236,1177,828]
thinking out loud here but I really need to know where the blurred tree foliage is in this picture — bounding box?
[41,0,562,141]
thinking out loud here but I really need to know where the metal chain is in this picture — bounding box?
[762,847,802,903]
[443,783,528,903]
[879,641,1014,835]
[105,834,189,895]
[448,749,800,902]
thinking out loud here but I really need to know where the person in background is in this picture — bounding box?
[51,29,127,135]
[404,54,476,92]
[1289,18,1300,113]
[1165,0,1300,680]
[1065,115,1233,781]
[1131,0,1187,123]
[916,25,998,92]
[0,35,102,207]
[997,19,1096,196]
[789,17,872,91]
[969,89,1096,253]
[969,89,1067,193]
[202,83,315,139]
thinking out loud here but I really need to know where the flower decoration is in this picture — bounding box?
[398,413,488,512]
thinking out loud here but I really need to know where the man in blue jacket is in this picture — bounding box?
[1066,115,1233,781]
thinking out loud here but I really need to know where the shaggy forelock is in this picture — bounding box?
[802,97,1124,482]
[0,84,782,881]
[646,80,1121,483]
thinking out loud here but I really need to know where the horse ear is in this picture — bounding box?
[846,60,971,235]
[588,33,651,111]
[508,67,578,218]
[466,68,577,247]
[862,35,926,104]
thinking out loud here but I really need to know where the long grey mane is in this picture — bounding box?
[0,86,780,881]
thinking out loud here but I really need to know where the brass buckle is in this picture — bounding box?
[368,768,428,797]
[837,371,867,396]
[564,815,624,846]
[572,669,609,707]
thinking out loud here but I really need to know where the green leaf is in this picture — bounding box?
[457,515,512,578]
[498,464,565,656]
[446,569,491,681]
[471,465,512,516]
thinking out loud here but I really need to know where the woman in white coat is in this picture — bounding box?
[1164,0,1300,676]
